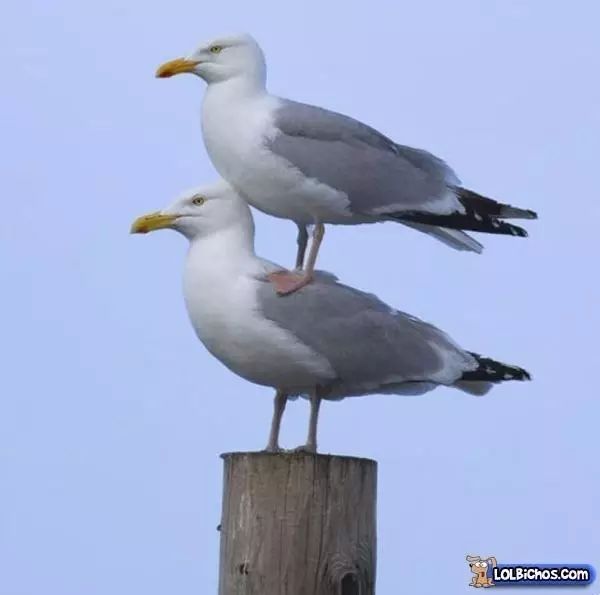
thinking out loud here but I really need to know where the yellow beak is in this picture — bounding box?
[155,57,200,78]
[130,211,179,234]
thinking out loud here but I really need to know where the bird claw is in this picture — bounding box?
[263,444,284,454]
[267,271,313,296]
[262,445,318,454]
[291,444,317,454]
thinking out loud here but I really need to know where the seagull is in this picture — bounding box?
[155,33,537,295]
[130,181,531,452]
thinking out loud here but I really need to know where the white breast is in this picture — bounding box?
[201,90,354,225]
[182,257,335,392]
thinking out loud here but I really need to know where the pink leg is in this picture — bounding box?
[264,390,288,452]
[303,223,325,276]
[268,223,325,296]
[293,390,321,453]
[268,270,314,296]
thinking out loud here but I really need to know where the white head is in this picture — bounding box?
[155,33,266,86]
[130,180,255,241]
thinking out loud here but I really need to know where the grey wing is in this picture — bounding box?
[400,222,484,253]
[393,144,460,186]
[269,99,462,216]
[258,272,477,396]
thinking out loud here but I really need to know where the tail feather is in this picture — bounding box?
[400,222,484,253]
[461,352,532,383]
[454,380,494,396]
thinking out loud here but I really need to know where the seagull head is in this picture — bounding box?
[130,180,254,240]
[155,33,266,85]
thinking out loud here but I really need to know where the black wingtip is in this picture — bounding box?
[500,221,528,237]
[463,352,532,383]
[499,205,538,220]
[391,211,531,238]
[458,187,538,221]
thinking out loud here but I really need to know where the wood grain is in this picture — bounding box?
[218,452,377,595]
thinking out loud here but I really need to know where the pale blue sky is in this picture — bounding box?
[1,1,599,593]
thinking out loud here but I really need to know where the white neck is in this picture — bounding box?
[200,74,272,186]
[184,223,258,284]
[205,71,267,104]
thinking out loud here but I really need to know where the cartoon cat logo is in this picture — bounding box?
[467,555,497,588]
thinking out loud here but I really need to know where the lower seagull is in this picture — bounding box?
[131,181,531,453]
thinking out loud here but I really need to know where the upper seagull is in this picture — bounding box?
[130,181,530,452]
[156,33,537,295]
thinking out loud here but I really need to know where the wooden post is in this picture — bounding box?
[218,452,377,595]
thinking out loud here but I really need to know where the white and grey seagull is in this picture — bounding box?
[156,33,537,295]
[130,182,531,452]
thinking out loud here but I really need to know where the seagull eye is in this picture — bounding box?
[192,196,205,206]
[209,45,223,54]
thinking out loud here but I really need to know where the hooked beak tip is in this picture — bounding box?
[130,212,178,234]
[155,58,200,78]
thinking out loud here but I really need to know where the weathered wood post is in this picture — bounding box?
[218,452,377,595]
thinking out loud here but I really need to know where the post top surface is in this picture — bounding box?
[220,451,377,466]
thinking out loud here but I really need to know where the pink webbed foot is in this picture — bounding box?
[267,270,314,296]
